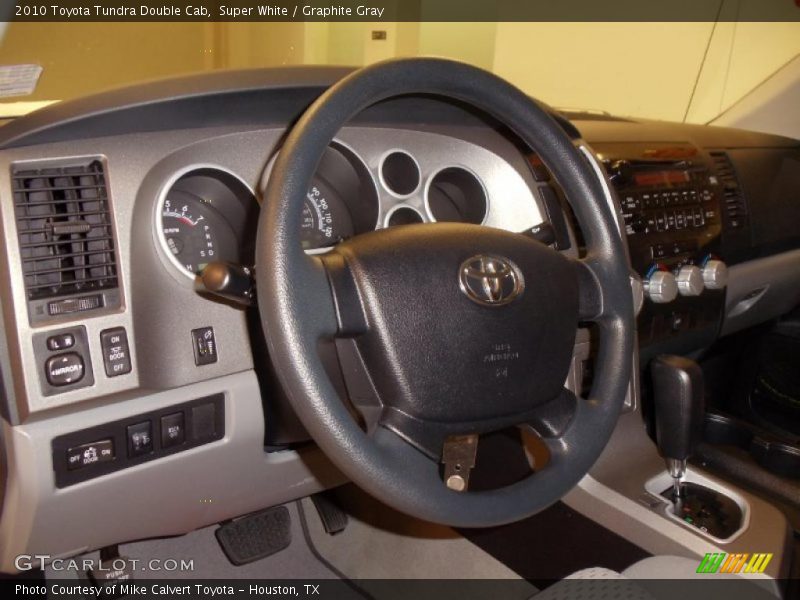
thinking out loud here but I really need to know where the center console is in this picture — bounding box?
[598,143,729,348]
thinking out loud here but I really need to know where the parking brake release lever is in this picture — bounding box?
[651,355,704,500]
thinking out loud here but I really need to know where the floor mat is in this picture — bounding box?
[456,428,650,589]
[299,486,535,600]
[459,501,650,589]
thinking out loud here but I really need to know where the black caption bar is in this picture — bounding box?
[5,578,787,599]
[7,0,800,22]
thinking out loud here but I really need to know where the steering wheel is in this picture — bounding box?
[256,58,634,528]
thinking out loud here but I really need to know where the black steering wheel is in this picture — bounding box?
[256,58,634,528]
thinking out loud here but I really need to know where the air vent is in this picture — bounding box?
[709,151,748,230]
[12,160,119,316]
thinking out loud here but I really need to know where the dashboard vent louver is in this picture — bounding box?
[709,151,747,230]
[12,160,118,301]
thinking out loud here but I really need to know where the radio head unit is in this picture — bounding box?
[594,142,727,349]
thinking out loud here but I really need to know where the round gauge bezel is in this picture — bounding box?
[154,164,256,281]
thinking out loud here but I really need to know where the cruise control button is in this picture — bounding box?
[66,439,114,470]
[47,333,75,351]
[100,327,131,377]
[45,353,85,386]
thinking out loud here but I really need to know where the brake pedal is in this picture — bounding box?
[215,506,291,566]
[310,491,349,535]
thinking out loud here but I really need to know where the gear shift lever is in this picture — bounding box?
[651,355,704,499]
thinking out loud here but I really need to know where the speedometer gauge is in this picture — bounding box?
[300,180,354,250]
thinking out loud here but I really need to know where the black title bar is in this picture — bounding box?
[7,0,800,22]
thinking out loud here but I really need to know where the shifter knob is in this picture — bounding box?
[651,355,705,497]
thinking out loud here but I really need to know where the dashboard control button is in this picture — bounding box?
[66,439,114,470]
[191,327,218,366]
[100,327,132,377]
[127,421,153,457]
[622,195,641,211]
[651,244,667,259]
[161,412,185,448]
[47,333,75,351]
[675,265,704,296]
[702,259,728,290]
[645,270,678,304]
[692,207,704,227]
[630,214,647,233]
[522,222,556,246]
[45,353,85,386]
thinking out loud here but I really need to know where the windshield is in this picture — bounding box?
[1,20,799,122]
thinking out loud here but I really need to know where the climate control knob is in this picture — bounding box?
[675,265,704,296]
[702,259,728,290]
[645,270,678,304]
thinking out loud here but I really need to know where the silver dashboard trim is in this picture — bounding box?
[383,203,426,228]
[422,163,490,226]
[377,148,422,199]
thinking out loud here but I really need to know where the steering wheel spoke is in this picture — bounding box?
[525,387,579,439]
[318,251,369,338]
[572,256,607,322]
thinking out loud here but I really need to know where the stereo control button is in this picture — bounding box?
[45,353,85,386]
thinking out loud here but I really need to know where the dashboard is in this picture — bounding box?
[0,67,799,570]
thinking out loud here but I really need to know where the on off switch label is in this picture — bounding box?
[100,327,132,377]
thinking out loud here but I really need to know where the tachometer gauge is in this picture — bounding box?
[160,189,238,275]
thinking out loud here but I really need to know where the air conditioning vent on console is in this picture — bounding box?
[709,151,748,230]
[12,160,119,309]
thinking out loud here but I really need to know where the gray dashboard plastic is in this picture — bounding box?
[0,371,344,571]
[722,249,800,336]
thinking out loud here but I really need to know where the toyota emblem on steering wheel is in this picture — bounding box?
[458,255,525,307]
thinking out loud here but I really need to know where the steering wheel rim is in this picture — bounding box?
[256,58,634,528]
